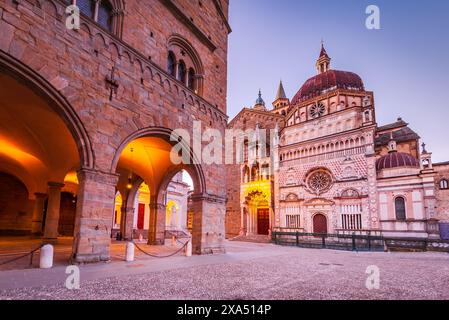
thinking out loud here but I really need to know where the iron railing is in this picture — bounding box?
[272,231,385,252]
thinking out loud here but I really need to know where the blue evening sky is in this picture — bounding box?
[227,0,449,162]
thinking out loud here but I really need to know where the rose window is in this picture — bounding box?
[307,170,333,194]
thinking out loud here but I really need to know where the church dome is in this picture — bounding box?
[376,152,420,171]
[291,70,365,105]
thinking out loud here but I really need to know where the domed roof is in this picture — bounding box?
[291,70,365,105]
[376,152,420,171]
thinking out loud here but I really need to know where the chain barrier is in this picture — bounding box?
[132,239,190,259]
[0,244,44,267]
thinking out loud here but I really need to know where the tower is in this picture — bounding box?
[272,80,290,116]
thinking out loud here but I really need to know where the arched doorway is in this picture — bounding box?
[313,213,328,234]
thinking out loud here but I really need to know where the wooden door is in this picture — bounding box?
[257,208,270,235]
[313,214,327,234]
[137,203,145,230]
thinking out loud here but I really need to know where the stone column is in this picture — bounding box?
[43,182,65,240]
[239,206,246,235]
[246,208,251,236]
[72,169,119,263]
[120,206,135,241]
[190,193,226,254]
[148,198,166,245]
[31,193,47,235]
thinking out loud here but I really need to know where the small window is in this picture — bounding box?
[177,60,187,84]
[188,68,196,91]
[167,51,176,77]
[97,1,113,31]
[440,179,449,190]
[395,197,406,221]
[77,0,95,19]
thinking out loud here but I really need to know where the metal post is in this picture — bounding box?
[296,232,299,247]
[321,235,326,248]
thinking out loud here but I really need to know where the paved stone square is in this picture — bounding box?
[1,241,449,300]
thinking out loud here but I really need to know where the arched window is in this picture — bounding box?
[167,51,176,77]
[97,0,113,31]
[77,0,95,19]
[188,68,196,91]
[440,179,449,190]
[395,197,406,221]
[72,0,117,34]
[177,60,187,84]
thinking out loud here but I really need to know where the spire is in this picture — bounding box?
[316,41,331,74]
[275,80,287,100]
[319,40,329,58]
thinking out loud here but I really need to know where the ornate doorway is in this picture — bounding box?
[257,208,270,235]
[313,213,327,234]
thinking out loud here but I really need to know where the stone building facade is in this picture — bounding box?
[226,45,449,241]
[0,0,231,262]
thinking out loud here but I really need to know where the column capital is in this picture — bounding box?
[76,168,120,186]
[47,182,65,189]
[189,193,227,204]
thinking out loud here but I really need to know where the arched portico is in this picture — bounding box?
[111,127,224,254]
[0,52,96,260]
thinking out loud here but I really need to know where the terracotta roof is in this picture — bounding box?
[376,152,420,171]
[291,70,364,105]
[375,127,420,147]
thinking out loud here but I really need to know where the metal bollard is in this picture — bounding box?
[185,239,192,257]
[39,244,54,269]
[126,242,135,262]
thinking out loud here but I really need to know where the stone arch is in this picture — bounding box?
[111,126,206,195]
[0,51,94,170]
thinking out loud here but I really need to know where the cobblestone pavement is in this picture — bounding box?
[1,241,449,300]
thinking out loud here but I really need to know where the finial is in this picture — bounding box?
[422,142,427,153]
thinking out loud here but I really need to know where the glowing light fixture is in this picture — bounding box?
[126,148,134,190]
